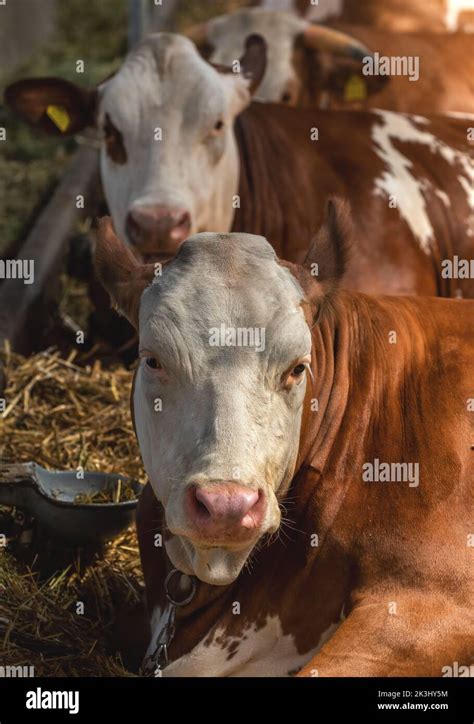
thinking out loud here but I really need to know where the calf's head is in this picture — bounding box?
[5,33,266,260]
[187,8,386,108]
[94,203,348,585]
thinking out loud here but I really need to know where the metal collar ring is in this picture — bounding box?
[164,568,197,607]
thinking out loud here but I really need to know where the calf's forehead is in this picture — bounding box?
[99,33,228,125]
[139,234,310,357]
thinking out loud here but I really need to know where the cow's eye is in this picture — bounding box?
[282,358,310,390]
[103,113,127,164]
[291,363,306,377]
[213,119,224,132]
[145,357,161,370]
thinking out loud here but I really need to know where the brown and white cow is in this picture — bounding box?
[187,9,474,114]
[95,204,474,676]
[186,9,382,108]
[6,34,474,298]
[253,0,474,32]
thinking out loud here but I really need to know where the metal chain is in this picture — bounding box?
[141,569,197,677]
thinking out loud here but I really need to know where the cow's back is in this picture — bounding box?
[330,28,474,114]
[233,103,474,297]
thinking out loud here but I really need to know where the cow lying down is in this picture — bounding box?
[95,202,474,677]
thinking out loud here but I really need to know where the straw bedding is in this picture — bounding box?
[0,344,147,676]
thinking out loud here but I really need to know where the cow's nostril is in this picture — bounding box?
[170,210,191,241]
[193,488,212,519]
[177,211,190,228]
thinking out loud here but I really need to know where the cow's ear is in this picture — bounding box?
[215,34,267,97]
[281,199,352,321]
[4,77,97,136]
[93,217,156,329]
[304,198,352,288]
[317,54,389,105]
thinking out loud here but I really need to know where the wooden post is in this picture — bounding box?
[0,145,100,354]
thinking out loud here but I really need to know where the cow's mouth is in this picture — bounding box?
[166,534,261,586]
[162,483,282,584]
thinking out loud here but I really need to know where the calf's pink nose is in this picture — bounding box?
[186,483,264,536]
[196,484,258,524]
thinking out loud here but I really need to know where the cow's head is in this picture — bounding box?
[5,33,266,261]
[187,8,387,108]
[94,201,348,585]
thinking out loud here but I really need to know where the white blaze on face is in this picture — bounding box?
[371,110,474,253]
[97,34,251,245]
[207,10,306,104]
[133,233,312,585]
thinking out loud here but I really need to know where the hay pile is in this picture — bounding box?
[0,345,147,676]
[0,345,144,480]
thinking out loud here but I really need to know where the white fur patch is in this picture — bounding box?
[371,110,474,253]
[446,112,474,120]
[435,189,451,207]
[146,609,342,677]
[445,0,474,31]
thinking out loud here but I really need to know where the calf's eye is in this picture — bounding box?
[292,363,306,376]
[103,113,127,164]
[146,357,161,370]
[214,119,224,131]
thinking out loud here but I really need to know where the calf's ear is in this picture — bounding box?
[93,217,156,329]
[4,77,97,136]
[281,198,352,321]
[304,197,352,288]
[214,34,267,97]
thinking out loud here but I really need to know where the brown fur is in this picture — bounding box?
[233,102,474,297]
[93,217,156,328]
[321,28,474,114]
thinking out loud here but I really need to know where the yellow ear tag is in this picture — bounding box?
[344,75,367,102]
[46,104,71,132]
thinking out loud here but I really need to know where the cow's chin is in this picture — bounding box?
[164,535,257,586]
